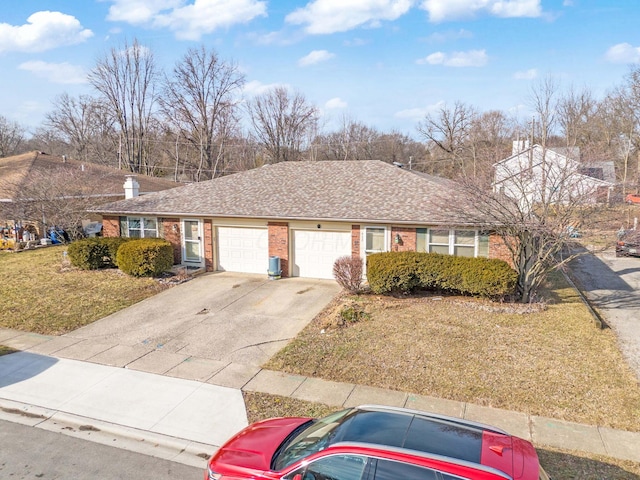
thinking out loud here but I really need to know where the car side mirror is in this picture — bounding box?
[291,475,302,480]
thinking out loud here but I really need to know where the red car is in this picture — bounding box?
[626,194,640,204]
[205,405,550,480]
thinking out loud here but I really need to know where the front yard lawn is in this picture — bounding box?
[0,246,166,335]
[264,272,640,433]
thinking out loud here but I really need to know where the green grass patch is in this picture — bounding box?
[0,246,167,335]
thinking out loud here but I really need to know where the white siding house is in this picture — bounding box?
[493,142,614,209]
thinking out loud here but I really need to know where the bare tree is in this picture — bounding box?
[0,115,26,158]
[44,93,118,164]
[557,86,597,150]
[437,174,607,303]
[467,110,516,182]
[246,86,318,163]
[1,167,110,240]
[25,127,67,156]
[88,38,158,174]
[160,45,245,181]
[416,101,477,178]
[528,76,560,148]
[615,66,640,188]
[592,91,636,189]
[315,116,379,161]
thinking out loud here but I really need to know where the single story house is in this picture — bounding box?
[94,160,512,279]
[1,151,182,240]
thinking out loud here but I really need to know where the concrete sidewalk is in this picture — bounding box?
[1,327,640,468]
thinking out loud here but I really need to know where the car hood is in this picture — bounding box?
[210,417,311,474]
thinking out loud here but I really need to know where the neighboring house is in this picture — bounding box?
[0,151,181,239]
[493,142,614,207]
[94,160,512,280]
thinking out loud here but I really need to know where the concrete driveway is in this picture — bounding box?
[568,250,640,380]
[64,272,340,367]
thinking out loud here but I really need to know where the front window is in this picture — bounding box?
[417,228,489,258]
[428,229,450,255]
[453,230,475,257]
[365,227,387,254]
[126,217,157,238]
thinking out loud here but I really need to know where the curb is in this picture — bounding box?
[0,398,216,469]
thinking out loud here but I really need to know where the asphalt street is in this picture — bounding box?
[0,419,202,479]
[568,249,640,380]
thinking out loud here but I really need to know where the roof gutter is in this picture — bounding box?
[91,210,485,228]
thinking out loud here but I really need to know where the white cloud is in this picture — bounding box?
[427,28,473,43]
[395,101,445,120]
[0,11,93,53]
[417,49,488,67]
[286,0,413,34]
[513,68,538,79]
[106,0,267,41]
[605,43,640,64]
[19,61,87,84]
[298,50,335,66]
[325,97,347,109]
[107,0,181,24]
[344,38,369,47]
[243,80,288,97]
[420,0,541,22]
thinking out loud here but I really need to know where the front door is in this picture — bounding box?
[182,219,203,266]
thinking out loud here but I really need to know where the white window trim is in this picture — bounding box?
[363,226,389,255]
[126,216,158,238]
[425,228,483,257]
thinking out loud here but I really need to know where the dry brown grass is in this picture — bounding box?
[579,204,638,247]
[265,272,640,432]
[0,245,167,335]
[538,447,640,479]
[243,392,337,425]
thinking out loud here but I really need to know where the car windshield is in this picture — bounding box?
[272,408,353,471]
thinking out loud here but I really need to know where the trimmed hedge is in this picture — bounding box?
[67,237,132,270]
[116,238,174,277]
[367,251,517,299]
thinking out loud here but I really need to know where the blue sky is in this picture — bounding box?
[1,0,639,138]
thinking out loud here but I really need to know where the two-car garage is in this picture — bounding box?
[215,224,352,280]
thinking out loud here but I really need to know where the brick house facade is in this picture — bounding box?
[104,214,514,277]
[96,161,516,279]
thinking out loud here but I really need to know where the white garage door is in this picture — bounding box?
[293,230,352,279]
[217,226,269,274]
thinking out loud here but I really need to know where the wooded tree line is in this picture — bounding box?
[2,38,640,188]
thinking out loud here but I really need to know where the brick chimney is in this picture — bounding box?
[123,175,140,199]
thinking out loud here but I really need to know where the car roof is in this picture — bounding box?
[326,405,510,466]
[356,405,508,435]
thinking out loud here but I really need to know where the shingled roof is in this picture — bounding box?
[94,160,460,225]
[0,151,181,201]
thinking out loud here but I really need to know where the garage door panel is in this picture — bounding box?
[217,227,268,274]
[293,230,351,279]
